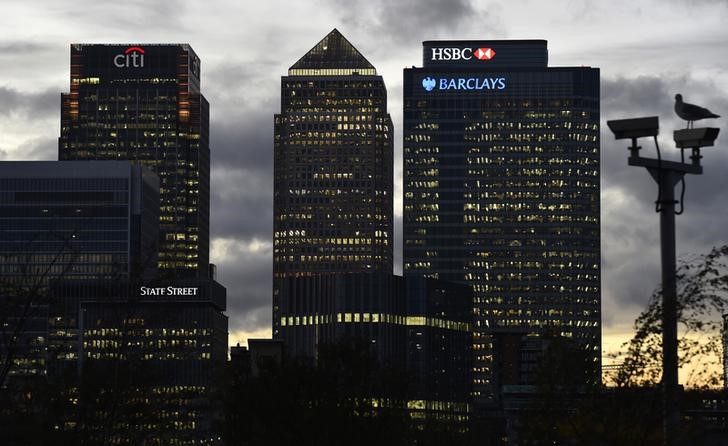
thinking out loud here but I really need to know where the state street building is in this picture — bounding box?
[403,40,601,406]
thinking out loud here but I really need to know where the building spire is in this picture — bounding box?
[288,29,376,75]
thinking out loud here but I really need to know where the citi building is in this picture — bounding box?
[59,44,210,278]
[403,40,601,405]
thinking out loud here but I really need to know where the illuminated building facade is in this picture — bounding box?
[59,44,209,278]
[273,29,393,340]
[403,40,600,406]
[277,272,405,364]
[48,279,228,445]
[276,273,474,421]
[0,161,158,378]
[406,277,473,423]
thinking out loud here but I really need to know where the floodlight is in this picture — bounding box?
[673,128,720,149]
[607,116,659,140]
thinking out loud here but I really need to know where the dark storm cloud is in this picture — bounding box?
[602,75,677,119]
[0,42,56,55]
[669,0,728,5]
[206,67,277,333]
[49,0,188,31]
[209,104,275,171]
[208,95,276,241]
[600,74,728,318]
[393,214,403,274]
[11,136,58,160]
[601,74,727,193]
[213,239,272,333]
[211,166,272,241]
[329,0,504,45]
[205,60,283,97]
[0,87,21,112]
[0,86,59,117]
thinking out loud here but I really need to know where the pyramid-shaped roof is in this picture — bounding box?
[288,29,377,76]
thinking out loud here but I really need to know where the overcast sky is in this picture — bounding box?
[1,0,727,359]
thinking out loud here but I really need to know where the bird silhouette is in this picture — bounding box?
[674,94,720,128]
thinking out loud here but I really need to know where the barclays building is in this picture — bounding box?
[403,40,601,408]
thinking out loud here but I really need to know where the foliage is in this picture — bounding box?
[510,337,722,445]
[223,338,473,446]
[606,245,728,388]
[511,246,728,445]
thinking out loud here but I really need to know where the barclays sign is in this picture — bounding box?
[421,76,506,92]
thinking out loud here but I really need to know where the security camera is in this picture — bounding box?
[607,116,659,140]
[673,128,720,149]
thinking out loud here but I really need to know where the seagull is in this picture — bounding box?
[674,94,720,128]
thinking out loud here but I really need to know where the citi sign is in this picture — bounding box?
[421,76,506,92]
[114,46,145,68]
[431,47,496,61]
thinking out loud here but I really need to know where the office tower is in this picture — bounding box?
[492,332,550,387]
[0,160,158,379]
[278,272,405,363]
[273,29,393,340]
[229,339,284,379]
[48,279,227,445]
[59,44,210,278]
[403,40,601,406]
[405,277,472,423]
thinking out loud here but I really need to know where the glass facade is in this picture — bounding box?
[48,279,228,445]
[273,29,393,340]
[278,272,405,364]
[406,277,473,423]
[0,160,158,378]
[403,40,600,406]
[59,44,210,278]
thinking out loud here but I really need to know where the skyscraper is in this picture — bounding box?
[48,278,228,445]
[0,161,159,282]
[403,40,601,406]
[0,161,227,443]
[0,160,159,379]
[273,29,393,340]
[406,277,472,422]
[59,44,209,278]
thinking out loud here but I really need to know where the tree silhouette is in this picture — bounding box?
[606,245,728,388]
[509,246,728,445]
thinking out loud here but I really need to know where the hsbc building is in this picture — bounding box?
[403,40,601,410]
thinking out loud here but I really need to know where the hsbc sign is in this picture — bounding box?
[114,46,145,68]
[431,47,496,61]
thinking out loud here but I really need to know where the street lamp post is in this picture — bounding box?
[607,116,719,446]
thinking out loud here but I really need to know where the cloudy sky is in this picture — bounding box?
[1,0,727,361]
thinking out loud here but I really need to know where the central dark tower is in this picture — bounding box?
[273,29,393,341]
[59,44,209,278]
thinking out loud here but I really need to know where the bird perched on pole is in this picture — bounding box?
[674,94,720,128]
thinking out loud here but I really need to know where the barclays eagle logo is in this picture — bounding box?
[422,77,436,92]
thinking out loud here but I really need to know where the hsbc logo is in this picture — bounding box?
[473,47,495,60]
[431,47,496,61]
[114,46,145,68]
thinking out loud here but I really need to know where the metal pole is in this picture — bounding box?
[658,169,680,445]
[615,120,712,445]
